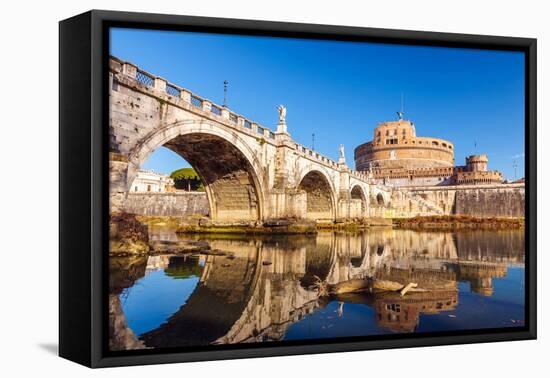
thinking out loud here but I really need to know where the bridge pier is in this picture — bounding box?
[109,154,130,213]
[269,189,307,219]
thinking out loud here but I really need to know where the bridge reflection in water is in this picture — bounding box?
[109,229,525,351]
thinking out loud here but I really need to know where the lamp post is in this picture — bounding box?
[223,80,228,108]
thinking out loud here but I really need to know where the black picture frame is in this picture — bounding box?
[59,9,537,368]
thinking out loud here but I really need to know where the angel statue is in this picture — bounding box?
[278,104,287,124]
[338,144,347,164]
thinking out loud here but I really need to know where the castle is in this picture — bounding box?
[354,116,503,187]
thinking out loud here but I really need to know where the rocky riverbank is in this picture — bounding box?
[109,214,319,256]
[109,213,151,255]
[176,218,317,235]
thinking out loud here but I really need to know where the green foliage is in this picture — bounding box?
[170,167,200,180]
[164,256,204,279]
[170,167,204,191]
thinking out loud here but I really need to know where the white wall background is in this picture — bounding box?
[0,0,546,376]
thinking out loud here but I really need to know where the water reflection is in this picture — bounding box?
[109,229,525,351]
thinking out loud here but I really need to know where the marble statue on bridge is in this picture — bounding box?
[277,104,287,124]
[339,144,346,164]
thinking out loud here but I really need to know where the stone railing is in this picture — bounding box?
[110,56,277,143]
[293,142,339,168]
[290,145,374,179]
[349,170,370,181]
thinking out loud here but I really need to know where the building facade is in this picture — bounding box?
[354,117,502,187]
[131,170,175,193]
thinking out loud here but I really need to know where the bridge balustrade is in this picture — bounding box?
[190,94,203,108]
[211,104,222,116]
[165,84,181,97]
[136,70,154,87]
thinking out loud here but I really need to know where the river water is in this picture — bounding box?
[109,228,525,351]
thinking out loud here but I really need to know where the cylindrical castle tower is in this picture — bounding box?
[465,154,488,172]
[354,119,455,172]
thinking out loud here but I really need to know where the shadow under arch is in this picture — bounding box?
[297,169,337,221]
[373,192,385,206]
[127,120,266,222]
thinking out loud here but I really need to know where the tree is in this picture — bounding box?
[170,168,204,191]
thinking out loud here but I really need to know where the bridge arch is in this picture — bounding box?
[127,120,266,222]
[297,169,337,221]
[350,184,368,216]
[370,187,391,207]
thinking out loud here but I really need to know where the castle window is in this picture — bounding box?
[432,141,439,146]
[147,184,151,192]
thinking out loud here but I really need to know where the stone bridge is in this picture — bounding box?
[109,56,395,223]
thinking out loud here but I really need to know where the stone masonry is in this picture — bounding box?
[396,183,525,218]
[123,192,209,217]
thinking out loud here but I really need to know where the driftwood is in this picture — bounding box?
[312,276,452,298]
[400,282,419,296]
[329,278,372,295]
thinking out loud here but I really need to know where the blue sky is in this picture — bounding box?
[111,28,525,180]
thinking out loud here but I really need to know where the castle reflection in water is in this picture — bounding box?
[109,229,525,351]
